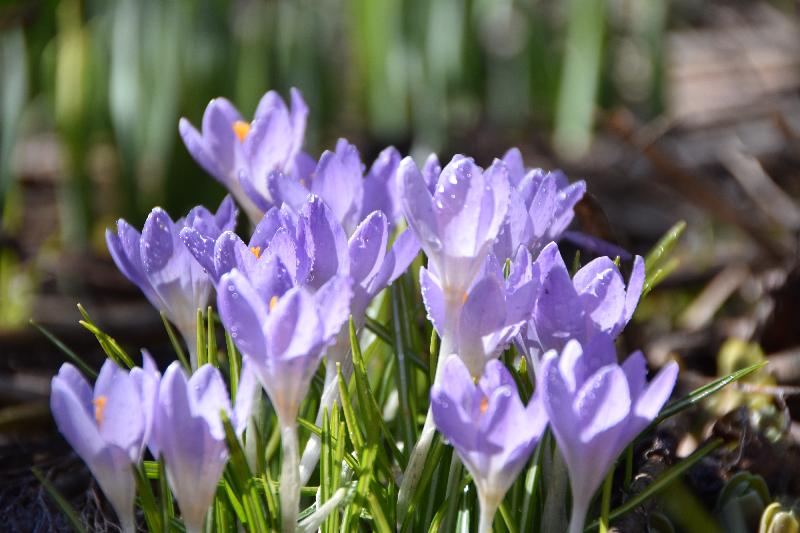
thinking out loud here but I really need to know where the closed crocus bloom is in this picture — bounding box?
[398,154,510,303]
[539,340,678,533]
[217,269,351,532]
[421,248,537,377]
[179,88,311,223]
[432,356,547,533]
[106,197,236,367]
[50,356,160,533]
[519,241,645,373]
[152,361,257,533]
[494,148,586,261]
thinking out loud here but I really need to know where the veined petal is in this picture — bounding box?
[217,270,269,361]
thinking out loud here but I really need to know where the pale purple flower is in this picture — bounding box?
[518,241,645,371]
[421,247,537,377]
[539,340,678,533]
[268,139,404,235]
[106,197,236,365]
[179,88,312,222]
[432,355,547,532]
[50,355,160,533]
[494,148,586,261]
[151,361,257,533]
[398,154,511,298]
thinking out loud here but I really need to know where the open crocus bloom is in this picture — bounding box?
[539,340,678,533]
[151,361,257,533]
[494,148,586,261]
[106,196,237,366]
[398,154,511,304]
[518,241,645,373]
[179,88,312,223]
[50,355,160,533]
[421,248,537,377]
[431,355,547,531]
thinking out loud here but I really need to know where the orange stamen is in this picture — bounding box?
[479,396,489,414]
[250,246,262,259]
[462,291,469,305]
[232,121,251,142]
[93,396,108,426]
[269,295,279,312]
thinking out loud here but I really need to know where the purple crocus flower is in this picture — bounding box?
[179,88,311,223]
[518,241,645,374]
[268,139,404,235]
[539,340,678,533]
[432,355,547,533]
[151,361,257,533]
[217,268,351,532]
[494,148,586,261]
[421,247,537,377]
[106,197,237,367]
[50,355,160,533]
[399,154,511,302]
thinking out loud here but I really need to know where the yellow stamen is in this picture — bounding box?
[250,246,262,259]
[93,396,108,426]
[269,295,279,312]
[462,291,469,305]
[479,396,489,415]
[232,120,251,142]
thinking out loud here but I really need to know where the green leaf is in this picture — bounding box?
[656,361,767,423]
[207,305,218,368]
[29,319,97,378]
[584,438,723,531]
[645,220,686,273]
[196,307,206,368]
[31,467,88,533]
[161,311,191,373]
[77,304,134,368]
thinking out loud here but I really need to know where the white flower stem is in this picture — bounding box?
[396,333,455,526]
[280,423,301,533]
[568,498,589,533]
[477,494,500,533]
[119,513,136,533]
[298,355,353,486]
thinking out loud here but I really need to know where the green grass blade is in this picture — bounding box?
[645,220,686,273]
[161,311,191,372]
[29,319,97,378]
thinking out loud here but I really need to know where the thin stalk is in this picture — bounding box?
[599,469,614,533]
[477,492,500,533]
[396,333,455,526]
[568,497,590,533]
[280,423,301,533]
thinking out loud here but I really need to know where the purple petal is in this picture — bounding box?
[532,243,586,351]
[421,154,441,193]
[94,360,145,460]
[398,157,439,257]
[217,270,268,361]
[314,275,353,340]
[188,364,232,439]
[622,256,645,330]
[300,196,349,288]
[180,227,217,280]
[420,267,446,337]
[233,357,259,435]
[265,287,323,362]
[368,229,420,293]
[633,361,678,420]
[349,211,388,284]
[312,140,364,234]
[179,118,221,183]
[573,257,627,335]
[574,365,631,443]
[50,366,103,461]
[267,170,310,213]
[431,355,477,450]
[214,231,256,281]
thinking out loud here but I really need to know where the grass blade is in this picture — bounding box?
[29,319,97,378]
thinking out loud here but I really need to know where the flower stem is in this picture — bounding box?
[477,495,499,533]
[396,333,455,526]
[280,423,300,533]
[568,497,589,533]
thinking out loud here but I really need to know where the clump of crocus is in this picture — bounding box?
[50,355,160,533]
[270,138,404,235]
[217,264,351,532]
[151,361,257,533]
[518,241,645,375]
[494,148,585,261]
[539,340,678,533]
[106,197,237,367]
[179,88,312,223]
[421,247,537,377]
[432,355,547,533]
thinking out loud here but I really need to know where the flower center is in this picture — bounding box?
[93,396,107,426]
[232,121,251,142]
[250,246,262,259]
[461,291,469,305]
[479,395,489,414]
[269,295,279,312]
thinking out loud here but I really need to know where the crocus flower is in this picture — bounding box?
[50,355,160,533]
[268,139,404,235]
[432,355,547,533]
[151,361,257,533]
[106,197,237,367]
[179,88,312,222]
[518,241,645,374]
[494,148,586,261]
[217,268,351,532]
[399,154,511,308]
[539,340,678,533]
[421,247,537,377]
